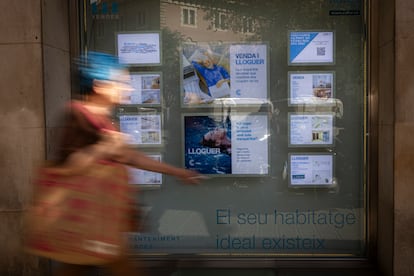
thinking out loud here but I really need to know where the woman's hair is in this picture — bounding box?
[75,51,124,94]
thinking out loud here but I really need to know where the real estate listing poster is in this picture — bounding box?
[288,31,334,65]
[289,113,334,147]
[184,114,269,175]
[128,154,163,185]
[289,153,334,187]
[288,71,334,105]
[182,42,268,106]
[119,114,162,145]
[116,32,161,65]
[119,73,161,105]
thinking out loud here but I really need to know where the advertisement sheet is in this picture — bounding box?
[184,114,268,175]
[117,32,161,65]
[120,73,161,105]
[119,114,162,145]
[93,0,366,258]
[289,31,334,65]
[229,44,268,99]
[288,71,334,105]
[182,42,268,106]
[128,154,163,185]
[289,113,334,146]
[289,154,334,186]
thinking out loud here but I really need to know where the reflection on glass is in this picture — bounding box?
[84,0,366,257]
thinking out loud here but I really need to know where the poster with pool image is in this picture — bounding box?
[183,113,269,175]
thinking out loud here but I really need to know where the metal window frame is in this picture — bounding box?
[68,0,385,273]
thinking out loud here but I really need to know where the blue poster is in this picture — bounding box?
[184,115,232,174]
[289,31,334,64]
[184,114,269,175]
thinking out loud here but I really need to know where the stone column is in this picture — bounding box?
[394,0,414,275]
[0,0,71,274]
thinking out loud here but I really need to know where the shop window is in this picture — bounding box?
[79,0,368,261]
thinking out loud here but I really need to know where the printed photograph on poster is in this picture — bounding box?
[289,113,334,147]
[289,153,334,187]
[184,115,232,174]
[119,73,161,105]
[128,154,163,185]
[183,113,269,175]
[181,42,268,106]
[116,32,161,65]
[119,114,162,145]
[288,31,334,65]
[288,71,335,105]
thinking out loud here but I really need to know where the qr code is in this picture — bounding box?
[317,47,326,56]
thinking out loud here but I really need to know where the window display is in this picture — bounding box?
[81,0,366,258]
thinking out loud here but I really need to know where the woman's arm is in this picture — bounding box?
[115,147,202,185]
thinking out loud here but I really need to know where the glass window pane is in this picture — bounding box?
[80,0,367,258]
[183,9,189,25]
[189,10,195,25]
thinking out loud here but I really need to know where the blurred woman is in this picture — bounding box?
[52,51,201,275]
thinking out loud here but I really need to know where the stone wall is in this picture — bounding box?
[0,0,70,275]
